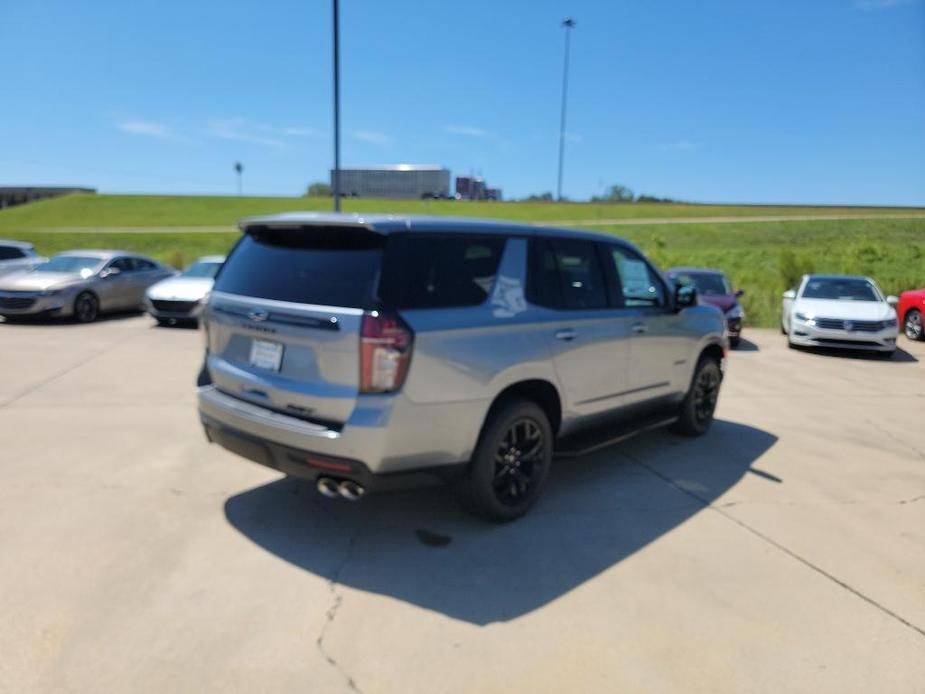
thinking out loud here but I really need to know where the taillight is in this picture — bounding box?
[360,312,414,393]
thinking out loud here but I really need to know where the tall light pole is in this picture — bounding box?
[556,17,575,202]
[234,161,243,197]
[332,0,342,212]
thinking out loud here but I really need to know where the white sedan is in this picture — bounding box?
[782,274,899,355]
[144,255,224,325]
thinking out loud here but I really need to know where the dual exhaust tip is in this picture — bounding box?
[316,477,366,502]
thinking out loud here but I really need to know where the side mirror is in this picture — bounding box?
[100,267,121,279]
[735,289,745,298]
[782,289,796,300]
[675,284,697,310]
[886,295,899,306]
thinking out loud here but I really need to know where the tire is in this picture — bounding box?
[780,322,787,335]
[671,357,722,437]
[73,292,99,323]
[904,309,923,341]
[460,398,553,522]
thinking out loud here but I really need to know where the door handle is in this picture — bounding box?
[555,329,578,341]
[631,322,648,334]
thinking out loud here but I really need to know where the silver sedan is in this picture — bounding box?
[0,250,174,323]
[145,255,225,325]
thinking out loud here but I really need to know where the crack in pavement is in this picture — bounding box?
[316,517,364,694]
[624,452,925,640]
[866,418,925,463]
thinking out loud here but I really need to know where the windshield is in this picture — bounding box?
[182,260,222,279]
[34,255,103,277]
[671,272,732,296]
[801,278,880,301]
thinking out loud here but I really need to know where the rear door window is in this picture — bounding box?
[548,238,608,310]
[378,234,505,309]
[213,226,385,308]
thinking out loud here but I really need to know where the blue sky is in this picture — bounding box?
[2,0,923,204]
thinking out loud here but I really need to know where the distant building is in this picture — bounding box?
[332,165,450,199]
[456,176,501,201]
[0,186,96,209]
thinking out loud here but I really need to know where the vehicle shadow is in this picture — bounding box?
[0,309,145,326]
[732,337,759,352]
[224,419,777,625]
[797,345,918,363]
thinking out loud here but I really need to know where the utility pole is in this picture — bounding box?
[556,17,575,202]
[332,0,342,212]
[234,161,243,197]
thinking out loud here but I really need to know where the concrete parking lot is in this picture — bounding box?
[1,315,923,693]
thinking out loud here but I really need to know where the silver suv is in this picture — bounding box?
[197,214,726,521]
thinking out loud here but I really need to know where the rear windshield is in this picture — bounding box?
[214,227,385,307]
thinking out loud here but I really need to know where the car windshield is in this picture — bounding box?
[801,278,879,301]
[672,272,732,296]
[182,261,222,278]
[34,255,103,277]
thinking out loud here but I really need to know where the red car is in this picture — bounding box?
[898,288,925,341]
[667,267,745,347]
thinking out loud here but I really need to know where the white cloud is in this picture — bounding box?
[854,0,918,9]
[353,130,393,146]
[205,118,288,149]
[116,120,181,141]
[445,125,491,137]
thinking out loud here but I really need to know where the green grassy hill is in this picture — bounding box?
[1,193,923,328]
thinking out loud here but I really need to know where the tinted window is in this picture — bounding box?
[550,239,608,310]
[0,246,25,261]
[134,258,158,271]
[526,239,563,309]
[669,272,731,296]
[214,227,385,307]
[379,234,505,309]
[802,278,879,301]
[608,247,665,307]
[109,258,135,273]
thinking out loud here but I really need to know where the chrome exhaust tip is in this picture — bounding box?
[316,477,340,499]
[338,480,366,501]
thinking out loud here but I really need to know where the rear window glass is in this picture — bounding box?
[214,226,385,307]
[378,234,505,309]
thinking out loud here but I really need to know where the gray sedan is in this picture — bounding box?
[0,250,174,323]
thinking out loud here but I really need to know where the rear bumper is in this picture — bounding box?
[197,384,483,478]
[201,413,463,492]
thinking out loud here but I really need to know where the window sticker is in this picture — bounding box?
[491,275,527,317]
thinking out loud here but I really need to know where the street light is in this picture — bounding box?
[234,161,243,197]
[332,0,342,212]
[556,17,575,202]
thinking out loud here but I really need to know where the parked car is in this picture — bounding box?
[197,214,726,521]
[781,274,898,355]
[666,267,745,347]
[0,240,46,277]
[897,287,925,341]
[0,250,174,323]
[145,255,225,325]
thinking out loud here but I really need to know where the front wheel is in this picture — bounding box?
[460,399,553,522]
[904,309,923,341]
[671,357,722,437]
[73,292,99,323]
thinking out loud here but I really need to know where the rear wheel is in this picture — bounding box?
[904,309,923,341]
[73,292,99,323]
[671,357,722,437]
[460,398,552,522]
